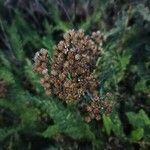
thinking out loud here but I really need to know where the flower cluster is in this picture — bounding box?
[34,29,113,122]
[34,48,51,96]
[34,30,104,101]
[84,95,113,122]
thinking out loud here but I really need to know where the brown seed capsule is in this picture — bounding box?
[44,83,50,88]
[69,59,74,65]
[59,73,66,80]
[85,116,91,123]
[51,70,57,76]
[95,115,101,121]
[93,108,99,114]
[67,51,74,60]
[91,101,95,108]
[44,74,50,81]
[42,69,48,75]
[64,80,72,88]
[41,62,47,68]
[40,78,45,84]
[36,67,43,73]
[86,106,92,112]
[75,54,81,60]
[45,90,51,96]
[90,113,95,119]
[63,61,69,68]
[40,48,48,55]
[57,41,65,50]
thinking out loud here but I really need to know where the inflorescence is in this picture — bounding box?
[34,29,113,122]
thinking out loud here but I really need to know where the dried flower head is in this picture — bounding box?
[34,48,51,96]
[34,29,113,122]
[34,29,104,101]
[84,95,113,122]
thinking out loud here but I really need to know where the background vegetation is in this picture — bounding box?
[0,0,150,149]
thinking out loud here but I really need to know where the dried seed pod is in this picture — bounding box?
[44,83,50,89]
[86,105,92,112]
[59,73,66,81]
[45,90,52,96]
[75,54,81,60]
[95,115,101,121]
[42,69,48,75]
[51,70,57,76]
[85,116,91,123]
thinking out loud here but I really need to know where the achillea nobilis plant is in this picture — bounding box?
[34,29,113,122]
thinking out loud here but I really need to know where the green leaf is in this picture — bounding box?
[0,67,15,84]
[67,72,72,80]
[103,114,125,137]
[43,125,60,138]
[0,52,11,69]
[0,97,38,130]
[130,128,144,141]
[0,127,20,142]
[135,80,148,92]
[126,109,150,128]
[7,21,24,60]
[103,114,112,135]
[32,97,95,140]
[116,50,131,82]
[24,59,42,93]
[111,115,125,138]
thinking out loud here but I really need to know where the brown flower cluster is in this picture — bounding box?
[34,29,113,122]
[84,95,113,123]
[34,48,51,96]
[34,29,104,101]
[0,80,7,98]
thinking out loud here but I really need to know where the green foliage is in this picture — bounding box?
[0,67,15,84]
[42,125,60,138]
[127,109,150,143]
[103,114,112,135]
[130,128,144,141]
[3,14,25,61]
[103,114,125,138]
[24,59,42,93]
[126,109,150,128]
[0,127,20,142]
[33,97,95,140]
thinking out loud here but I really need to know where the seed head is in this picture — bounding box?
[33,30,113,122]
